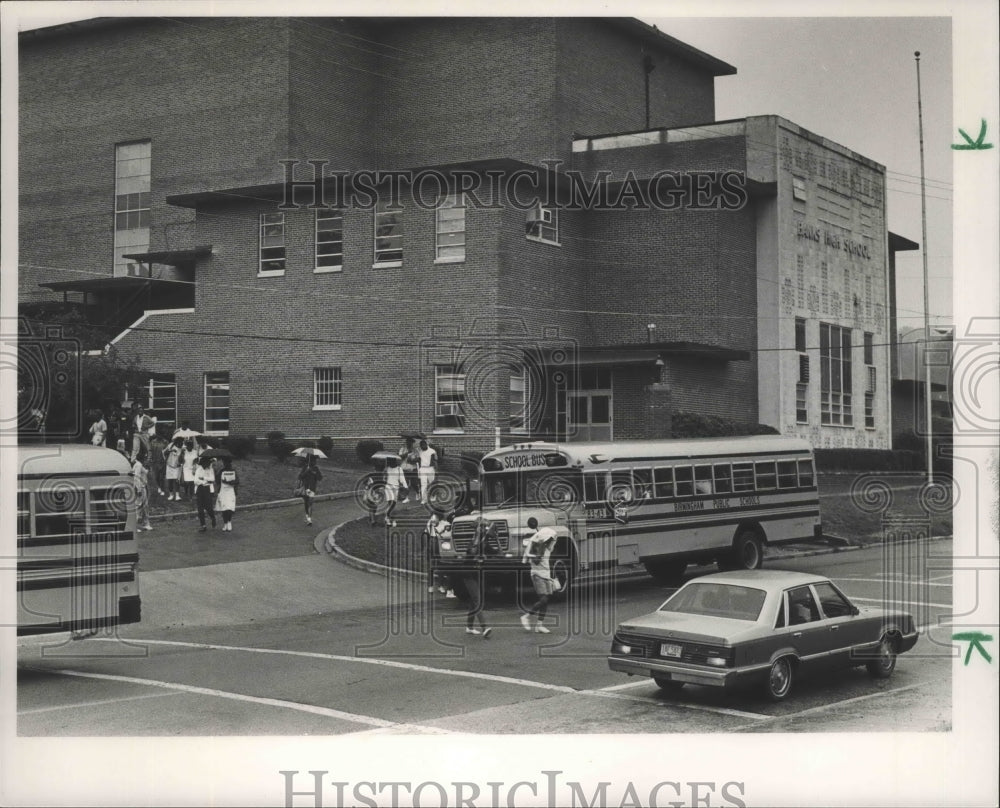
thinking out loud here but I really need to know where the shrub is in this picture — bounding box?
[815,448,923,472]
[266,431,294,463]
[356,439,385,465]
[221,435,256,460]
[671,411,779,438]
[317,436,334,455]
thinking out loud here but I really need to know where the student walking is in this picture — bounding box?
[461,517,494,638]
[89,411,108,446]
[194,455,217,531]
[131,451,153,532]
[382,457,407,527]
[216,457,239,531]
[417,439,438,507]
[297,454,322,526]
[519,517,559,634]
[163,437,183,500]
[181,439,199,500]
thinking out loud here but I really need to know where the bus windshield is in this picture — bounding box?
[481,470,584,509]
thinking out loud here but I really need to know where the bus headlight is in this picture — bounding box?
[440,541,452,551]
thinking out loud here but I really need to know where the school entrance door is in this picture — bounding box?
[567,390,612,441]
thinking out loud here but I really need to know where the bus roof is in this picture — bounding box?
[17,444,133,477]
[486,436,814,466]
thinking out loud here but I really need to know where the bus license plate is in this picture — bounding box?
[661,643,682,658]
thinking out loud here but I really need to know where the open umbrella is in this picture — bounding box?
[292,447,328,459]
[200,447,232,460]
[173,428,201,439]
[370,450,400,461]
[399,430,425,440]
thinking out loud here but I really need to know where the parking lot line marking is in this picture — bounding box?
[93,637,579,694]
[42,667,420,729]
[18,689,183,716]
[584,689,770,721]
[851,596,952,609]
[837,577,953,588]
[729,680,934,731]
[599,679,654,692]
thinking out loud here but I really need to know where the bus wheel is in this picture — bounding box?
[720,528,763,571]
[643,558,687,584]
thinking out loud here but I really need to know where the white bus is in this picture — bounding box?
[434,436,821,591]
[15,444,141,636]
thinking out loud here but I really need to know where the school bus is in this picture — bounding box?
[433,436,821,591]
[15,444,141,636]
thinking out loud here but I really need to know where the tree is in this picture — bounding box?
[17,313,150,441]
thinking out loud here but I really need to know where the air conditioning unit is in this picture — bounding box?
[526,207,552,225]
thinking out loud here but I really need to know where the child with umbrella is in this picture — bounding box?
[294,449,324,526]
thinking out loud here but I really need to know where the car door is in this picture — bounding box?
[783,585,832,673]
[810,581,866,668]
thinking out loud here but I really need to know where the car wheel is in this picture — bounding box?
[866,634,898,679]
[652,676,685,693]
[643,558,687,584]
[766,657,794,701]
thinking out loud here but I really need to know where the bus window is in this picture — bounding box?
[653,467,674,499]
[609,470,634,504]
[755,461,777,490]
[675,466,694,497]
[34,485,86,538]
[584,471,609,504]
[797,459,815,487]
[632,468,653,501]
[713,464,733,494]
[90,485,130,531]
[777,460,798,488]
[732,463,754,493]
[694,465,713,495]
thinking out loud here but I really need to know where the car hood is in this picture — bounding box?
[616,611,761,645]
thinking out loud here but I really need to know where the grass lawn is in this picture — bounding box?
[335,473,953,574]
[147,449,372,514]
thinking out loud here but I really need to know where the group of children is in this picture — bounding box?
[121,429,239,534]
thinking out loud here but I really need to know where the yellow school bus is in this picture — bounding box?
[16,444,141,635]
[433,436,821,591]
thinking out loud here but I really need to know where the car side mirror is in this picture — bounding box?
[851,606,860,616]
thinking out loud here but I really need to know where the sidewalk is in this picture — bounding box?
[134,493,414,631]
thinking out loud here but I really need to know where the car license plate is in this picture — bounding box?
[661,643,682,658]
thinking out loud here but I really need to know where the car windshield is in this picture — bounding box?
[659,582,767,621]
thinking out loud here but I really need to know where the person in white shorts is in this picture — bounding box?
[520,517,558,633]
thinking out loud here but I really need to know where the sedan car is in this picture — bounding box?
[608,570,918,701]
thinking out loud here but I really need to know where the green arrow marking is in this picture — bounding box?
[952,119,993,150]
[952,631,994,664]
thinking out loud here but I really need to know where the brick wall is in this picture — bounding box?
[19,18,295,302]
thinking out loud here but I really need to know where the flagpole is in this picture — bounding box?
[915,51,934,484]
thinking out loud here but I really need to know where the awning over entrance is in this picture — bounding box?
[120,245,213,266]
[578,341,750,366]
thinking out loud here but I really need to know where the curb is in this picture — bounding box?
[149,490,355,523]
[322,518,954,582]
[322,520,428,582]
